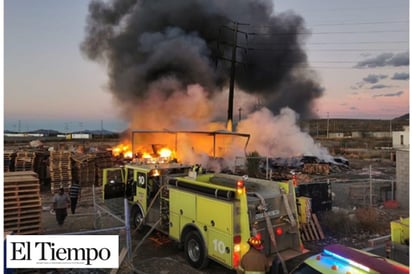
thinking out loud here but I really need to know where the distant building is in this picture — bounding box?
[392,126,409,148]
[369,131,391,138]
[328,132,345,138]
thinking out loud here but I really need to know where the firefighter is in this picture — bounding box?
[239,236,271,274]
[192,164,199,173]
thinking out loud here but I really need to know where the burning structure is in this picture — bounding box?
[111,130,250,172]
[81,0,329,165]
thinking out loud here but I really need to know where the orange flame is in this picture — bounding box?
[111,141,175,163]
[112,143,133,159]
[159,148,172,158]
[111,131,249,167]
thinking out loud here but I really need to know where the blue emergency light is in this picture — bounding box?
[323,247,370,272]
[323,244,409,274]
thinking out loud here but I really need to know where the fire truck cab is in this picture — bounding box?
[102,164,306,271]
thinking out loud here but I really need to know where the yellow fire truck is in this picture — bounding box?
[102,164,306,270]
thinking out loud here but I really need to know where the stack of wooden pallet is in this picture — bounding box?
[95,151,114,186]
[14,151,36,171]
[49,151,72,193]
[4,171,42,235]
[303,163,330,175]
[80,186,103,206]
[4,150,15,172]
[33,149,49,184]
[71,153,96,187]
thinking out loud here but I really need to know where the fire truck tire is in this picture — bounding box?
[131,206,145,231]
[184,230,209,269]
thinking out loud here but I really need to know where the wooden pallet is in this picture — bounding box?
[50,180,72,193]
[4,171,39,178]
[95,153,115,186]
[49,172,72,181]
[4,150,15,172]
[72,154,97,186]
[299,213,325,241]
[14,151,36,171]
[48,151,73,192]
[4,173,42,235]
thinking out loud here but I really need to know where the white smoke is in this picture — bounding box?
[237,107,332,161]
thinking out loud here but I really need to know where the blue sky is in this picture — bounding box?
[274,0,409,119]
[3,0,410,132]
[4,1,128,132]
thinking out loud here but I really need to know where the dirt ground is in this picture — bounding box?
[34,188,234,274]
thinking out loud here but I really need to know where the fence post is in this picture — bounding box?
[124,198,132,260]
[369,165,372,206]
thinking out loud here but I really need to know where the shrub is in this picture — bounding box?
[320,210,357,237]
[354,207,380,233]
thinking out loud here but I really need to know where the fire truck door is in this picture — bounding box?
[169,189,196,239]
[208,229,232,266]
[135,172,148,210]
[102,168,125,200]
[197,196,234,266]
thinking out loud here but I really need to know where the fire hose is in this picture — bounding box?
[133,184,166,234]
[254,191,297,274]
[280,188,297,227]
[133,185,166,254]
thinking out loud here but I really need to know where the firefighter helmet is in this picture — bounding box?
[247,236,264,251]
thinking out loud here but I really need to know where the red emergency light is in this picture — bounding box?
[236,180,244,194]
[233,235,241,267]
[275,227,283,236]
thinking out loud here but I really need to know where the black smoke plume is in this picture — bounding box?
[81,0,323,121]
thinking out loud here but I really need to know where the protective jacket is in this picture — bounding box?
[240,247,270,274]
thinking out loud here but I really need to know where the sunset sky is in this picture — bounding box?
[4,0,410,132]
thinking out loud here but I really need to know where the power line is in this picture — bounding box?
[238,40,408,46]
[245,48,407,52]
[248,29,408,36]
[246,20,408,29]
[310,20,409,27]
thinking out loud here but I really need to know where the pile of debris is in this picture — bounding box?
[260,155,350,179]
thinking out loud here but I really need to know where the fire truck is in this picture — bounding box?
[102,163,306,270]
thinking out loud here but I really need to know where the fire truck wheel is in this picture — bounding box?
[131,206,144,231]
[184,230,209,269]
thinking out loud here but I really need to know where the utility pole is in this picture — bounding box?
[227,22,239,132]
[326,112,330,138]
[217,21,249,132]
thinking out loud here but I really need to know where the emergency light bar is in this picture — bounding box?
[323,248,370,272]
[323,244,409,274]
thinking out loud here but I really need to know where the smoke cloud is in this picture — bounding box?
[81,0,323,121]
[81,0,329,161]
[237,107,332,160]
